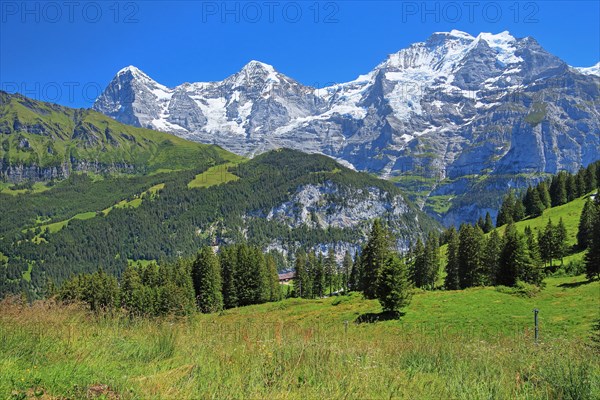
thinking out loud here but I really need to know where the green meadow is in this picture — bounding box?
[1,274,598,399]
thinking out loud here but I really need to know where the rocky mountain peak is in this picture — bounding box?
[92,33,600,226]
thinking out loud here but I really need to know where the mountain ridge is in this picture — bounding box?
[89,31,599,225]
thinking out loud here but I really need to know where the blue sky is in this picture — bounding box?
[1,1,599,108]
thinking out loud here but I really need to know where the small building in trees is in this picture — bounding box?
[278,271,296,284]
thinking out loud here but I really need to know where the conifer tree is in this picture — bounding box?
[585,166,598,193]
[121,265,143,313]
[539,219,555,268]
[313,252,325,298]
[444,226,460,290]
[266,254,281,301]
[576,170,587,196]
[349,253,362,292]
[538,181,552,209]
[585,197,600,280]
[566,174,579,201]
[497,192,515,227]
[192,246,223,313]
[361,219,392,299]
[524,186,545,217]
[376,254,412,313]
[325,248,336,296]
[483,212,494,233]
[457,224,485,288]
[253,248,271,303]
[342,251,352,293]
[482,229,502,286]
[219,246,238,309]
[477,216,486,232]
[497,222,521,286]
[513,198,526,222]
[578,197,597,250]
[424,233,440,289]
[554,218,568,266]
[523,227,544,285]
[410,238,425,287]
[236,245,254,306]
[294,250,310,298]
[550,172,568,206]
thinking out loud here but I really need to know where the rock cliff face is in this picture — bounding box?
[251,181,414,240]
[93,31,600,225]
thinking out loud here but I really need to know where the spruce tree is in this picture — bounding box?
[576,170,587,197]
[499,223,541,286]
[585,197,600,280]
[219,246,238,309]
[236,245,255,306]
[424,233,440,289]
[524,186,545,217]
[550,172,568,206]
[482,230,502,285]
[313,252,325,298]
[477,216,486,232]
[566,174,579,201]
[325,248,336,296]
[121,265,143,313]
[497,222,521,286]
[585,166,598,193]
[410,238,426,288]
[361,219,392,299]
[497,192,515,227]
[483,212,495,233]
[539,219,555,268]
[294,250,310,298]
[349,254,362,292]
[342,251,353,293]
[376,254,412,314]
[457,224,485,288]
[513,198,526,222]
[192,246,223,313]
[266,254,281,302]
[444,226,460,290]
[578,197,597,250]
[523,227,544,285]
[555,218,568,266]
[538,181,552,209]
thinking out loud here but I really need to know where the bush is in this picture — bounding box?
[495,281,543,297]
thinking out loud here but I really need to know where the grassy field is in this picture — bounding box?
[187,162,240,189]
[0,182,52,196]
[1,275,598,399]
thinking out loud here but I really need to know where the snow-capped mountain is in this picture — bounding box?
[94,31,600,225]
[575,61,600,76]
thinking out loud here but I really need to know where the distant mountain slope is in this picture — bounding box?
[92,31,600,225]
[0,91,236,182]
[0,93,439,296]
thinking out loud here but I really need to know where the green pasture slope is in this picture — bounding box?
[1,273,598,399]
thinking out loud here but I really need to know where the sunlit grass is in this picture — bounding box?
[188,162,240,189]
[1,275,598,399]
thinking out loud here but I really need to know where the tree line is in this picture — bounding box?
[497,160,600,226]
[56,243,281,316]
[580,195,600,280]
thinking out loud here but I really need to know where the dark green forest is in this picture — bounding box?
[0,149,438,298]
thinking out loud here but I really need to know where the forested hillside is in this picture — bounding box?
[0,149,438,298]
[0,91,235,181]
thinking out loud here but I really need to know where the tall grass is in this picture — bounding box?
[1,295,598,399]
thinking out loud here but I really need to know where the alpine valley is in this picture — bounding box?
[94,30,600,225]
[0,91,438,296]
